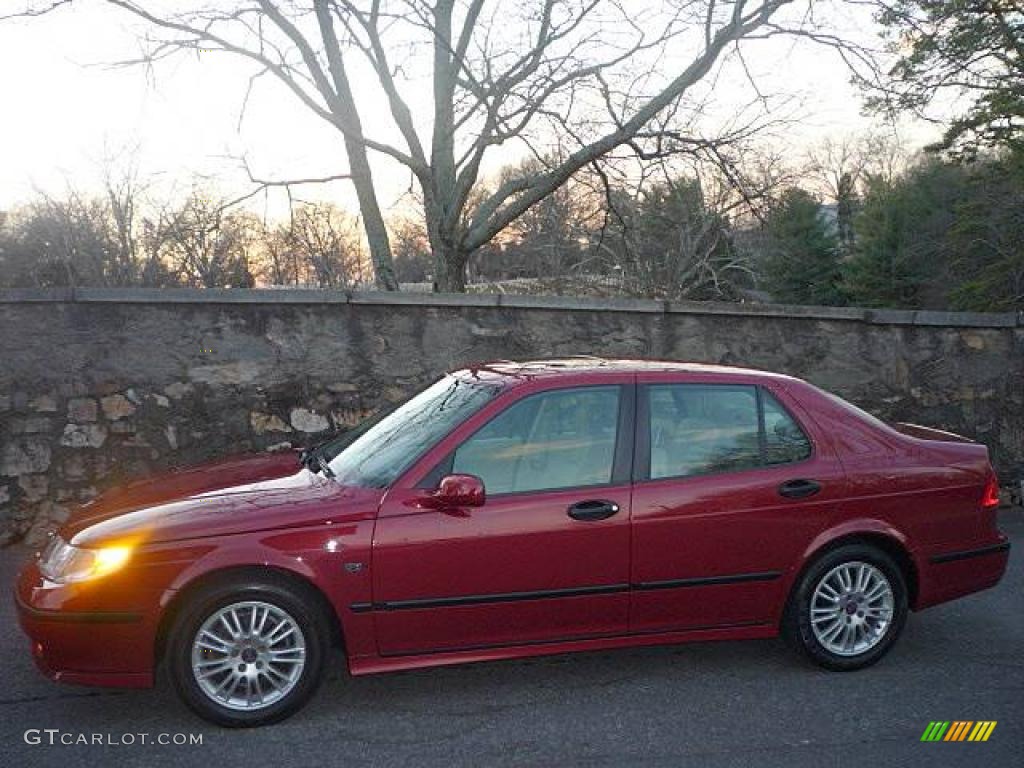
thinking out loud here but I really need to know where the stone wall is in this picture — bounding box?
[1,288,1022,545]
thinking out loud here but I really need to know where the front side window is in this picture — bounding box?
[452,386,621,494]
[646,384,811,480]
[326,375,503,488]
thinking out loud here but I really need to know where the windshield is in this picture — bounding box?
[325,375,504,488]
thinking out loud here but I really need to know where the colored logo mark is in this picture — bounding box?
[920,721,997,742]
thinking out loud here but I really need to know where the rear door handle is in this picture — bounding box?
[567,499,620,521]
[778,479,821,499]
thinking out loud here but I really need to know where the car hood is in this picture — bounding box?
[62,451,384,547]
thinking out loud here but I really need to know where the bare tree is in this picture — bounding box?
[284,202,370,286]
[0,0,72,20]
[389,216,433,284]
[0,192,110,287]
[10,0,822,292]
[255,202,371,287]
[805,132,908,252]
[151,191,259,288]
[467,155,594,286]
[807,137,867,201]
[260,222,302,286]
[806,136,870,251]
[591,167,756,300]
[0,162,177,288]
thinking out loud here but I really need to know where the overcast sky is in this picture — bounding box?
[0,1,942,219]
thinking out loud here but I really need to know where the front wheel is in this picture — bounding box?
[167,577,329,727]
[784,544,908,670]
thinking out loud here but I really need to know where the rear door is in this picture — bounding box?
[371,378,635,656]
[630,374,845,633]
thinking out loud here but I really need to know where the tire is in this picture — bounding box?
[167,575,329,727]
[783,544,908,671]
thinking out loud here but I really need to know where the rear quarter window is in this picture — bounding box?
[762,390,812,464]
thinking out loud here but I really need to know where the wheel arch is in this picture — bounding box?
[790,524,921,611]
[154,564,345,668]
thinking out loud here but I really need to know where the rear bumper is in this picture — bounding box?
[927,540,1011,565]
[14,561,155,688]
[916,537,1010,610]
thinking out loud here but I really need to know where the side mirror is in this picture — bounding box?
[431,474,485,508]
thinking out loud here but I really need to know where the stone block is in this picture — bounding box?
[1,439,51,475]
[23,501,71,547]
[28,394,57,413]
[60,423,107,448]
[251,412,291,434]
[332,407,375,428]
[10,416,53,434]
[290,408,330,433]
[164,382,193,399]
[67,397,98,422]
[62,455,87,480]
[100,394,137,420]
[18,474,48,503]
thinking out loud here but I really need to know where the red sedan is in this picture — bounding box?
[15,359,1009,726]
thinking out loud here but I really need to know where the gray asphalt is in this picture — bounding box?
[1,512,1021,768]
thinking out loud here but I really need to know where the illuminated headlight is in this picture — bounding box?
[39,536,132,584]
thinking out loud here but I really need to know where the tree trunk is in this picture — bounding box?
[424,191,467,292]
[344,142,398,291]
[310,0,399,292]
[431,240,467,292]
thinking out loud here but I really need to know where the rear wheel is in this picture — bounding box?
[168,577,329,727]
[784,544,908,670]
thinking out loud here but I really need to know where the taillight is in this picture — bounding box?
[981,469,1000,510]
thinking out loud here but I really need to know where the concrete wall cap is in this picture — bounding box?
[0,288,1018,328]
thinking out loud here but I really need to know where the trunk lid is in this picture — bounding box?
[890,422,976,444]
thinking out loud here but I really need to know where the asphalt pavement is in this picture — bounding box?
[1,511,1021,768]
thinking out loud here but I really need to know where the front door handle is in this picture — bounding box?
[567,499,620,521]
[778,479,822,499]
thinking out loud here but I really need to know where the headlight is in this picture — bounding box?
[39,536,132,584]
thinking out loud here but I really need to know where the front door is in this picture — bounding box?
[372,381,635,656]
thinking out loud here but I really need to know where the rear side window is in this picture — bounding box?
[762,390,812,464]
[452,386,622,494]
[645,384,810,480]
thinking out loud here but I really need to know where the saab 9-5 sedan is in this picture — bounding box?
[16,359,1009,726]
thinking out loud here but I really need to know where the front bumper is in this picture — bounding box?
[14,560,156,688]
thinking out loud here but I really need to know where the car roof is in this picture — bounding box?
[455,357,801,386]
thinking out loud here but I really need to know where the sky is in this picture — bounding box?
[0,1,943,221]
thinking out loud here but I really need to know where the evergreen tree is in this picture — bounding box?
[761,188,844,305]
[869,0,1023,159]
[948,150,1024,311]
[844,161,966,308]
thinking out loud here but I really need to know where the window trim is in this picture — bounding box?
[634,382,814,483]
[419,383,636,497]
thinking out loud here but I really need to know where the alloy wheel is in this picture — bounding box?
[190,600,307,711]
[809,561,895,657]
